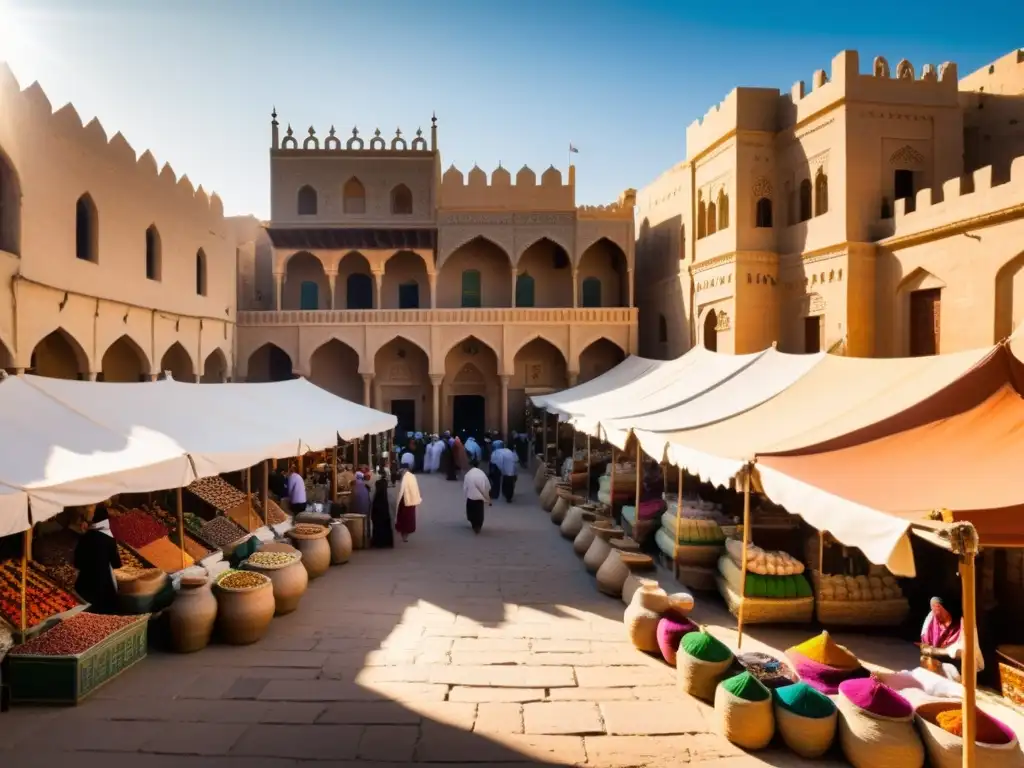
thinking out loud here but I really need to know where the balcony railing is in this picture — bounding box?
[237,307,637,326]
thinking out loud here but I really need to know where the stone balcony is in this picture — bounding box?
[237,307,636,327]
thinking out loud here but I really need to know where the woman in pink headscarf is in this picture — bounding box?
[920,596,984,682]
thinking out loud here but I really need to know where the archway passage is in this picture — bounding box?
[578,238,629,307]
[995,251,1024,341]
[438,237,513,308]
[0,338,13,370]
[284,251,327,311]
[382,251,430,309]
[703,310,718,352]
[31,329,88,380]
[516,238,572,307]
[309,339,363,404]
[247,343,293,382]
[443,336,499,439]
[509,337,568,435]
[373,337,430,435]
[161,342,195,382]
[337,251,374,310]
[101,335,149,382]
[202,348,228,383]
[578,338,625,384]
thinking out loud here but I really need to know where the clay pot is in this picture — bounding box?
[243,554,308,616]
[214,574,275,645]
[560,506,586,539]
[328,520,353,564]
[596,550,630,597]
[534,464,549,493]
[340,513,366,551]
[583,525,624,573]
[539,478,559,511]
[551,496,570,524]
[573,520,604,556]
[167,576,218,653]
[624,585,670,652]
[287,525,331,579]
[622,574,660,606]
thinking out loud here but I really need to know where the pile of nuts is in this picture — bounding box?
[217,570,269,590]
[291,524,326,537]
[117,544,146,570]
[11,613,141,656]
[245,551,298,569]
[199,516,247,548]
[187,477,246,512]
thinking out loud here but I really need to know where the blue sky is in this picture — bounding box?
[1,0,1020,218]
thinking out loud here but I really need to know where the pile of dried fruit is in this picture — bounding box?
[117,544,147,570]
[32,530,79,568]
[200,516,247,548]
[217,570,269,590]
[187,477,246,512]
[10,612,141,656]
[291,524,327,537]
[136,537,194,573]
[109,511,169,549]
[245,551,299,569]
[0,560,79,628]
[253,497,288,526]
[38,563,79,592]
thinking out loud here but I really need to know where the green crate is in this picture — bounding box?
[7,615,149,705]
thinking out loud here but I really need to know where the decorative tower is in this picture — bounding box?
[271,107,279,150]
[430,112,438,152]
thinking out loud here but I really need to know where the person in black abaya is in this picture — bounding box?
[74,503,122,614]
[370,464,394,548]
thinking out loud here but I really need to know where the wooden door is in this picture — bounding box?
[803,316,822,354]
[910,288,941,357]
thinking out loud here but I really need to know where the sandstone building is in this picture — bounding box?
[234,114,637,437]
[635,49,1024,359]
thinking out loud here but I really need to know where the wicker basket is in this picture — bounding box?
[913,701,1024,768]
[998,645,1024,707]
[716,575,814,625]
[677,564,718,592]
[714,686,775,750]
[816,596,909,626]
[540,478,560,511]
[775,704,837,758]
[676,650,734,702]
[836,693,925,768]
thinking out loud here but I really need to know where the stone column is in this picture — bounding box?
[372,269,384,310]
[273,272,284,311]
[13,368,25,377]
[430,374,443,434]
[511,271,518,307]
[361,373,374,407]
[326,271,337,310]
[500,374,510,438]
[428,272,437,309]
[86,372,98,382]
[572,269,579,308]
[147,373,159,382]
[628,268,635,308]
[568,371,579,387]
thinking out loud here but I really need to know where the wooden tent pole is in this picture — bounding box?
[633,436,642,520]
[586,434,591,502]
[674,465,684,579]
[20,527,32,638]
[737,466,752,649]
[246,467,254,531]
[609,447,617,514]
[176,487,185,571]
[957,524,980,768]
[331,446,339,503]
[261,459,270,516]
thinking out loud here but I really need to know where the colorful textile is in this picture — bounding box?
[681,630,732,663]
[772,682,836,719]
[838,678,912,719]
[787,650,870,695]
[721,670,770,702]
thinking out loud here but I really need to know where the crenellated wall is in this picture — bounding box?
[439,164,574,211]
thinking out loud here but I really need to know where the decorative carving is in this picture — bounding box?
[439,212,515,226]
[302,126,319,150]
[525,362,544,385]
[282,124,298,150]
[752,177,773,199]
[889,145,926,168]
[873,56,890,78]
[388,362,412,382]
[324,126,341,150]
[514,213,575,227]
[411,128,428,151]
[714,311,731,332]
[921,64,937,82]
[800,293,826,316]
[896,59,915,80]
[346,127,364,150]
[390,127,407,151]
[369,128,386,151]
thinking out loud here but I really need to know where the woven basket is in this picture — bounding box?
[584,527,624,573]
[913,701,1024,768]
[596,550,629,597]
[677,650,734,702]
[997,646,1024,707]
[622,574,659,606]
[115,568,168,597]
[716,575,814,625]
[714,686,775,750]
[775,704,837,758]
[534,464,551,493]
[836,693,925,768]
[816,596,909,626]
[678,565,718,592]
[573,523,598,556]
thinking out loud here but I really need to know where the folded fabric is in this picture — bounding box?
[787,649,870,695]
[773,681,836,718]
[637,498,665,520]
[838,677,912,719]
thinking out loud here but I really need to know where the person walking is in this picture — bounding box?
[394,467,423,542]
[491,440,519,502]
[285,461,307,514]
[369,465,394,548]
[463,458,492,534]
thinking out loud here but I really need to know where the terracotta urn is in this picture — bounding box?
[539,478,559,511]
[243,552,308,616]
[596,549,630,597]
[551,496,570,524]
[583,525,624,573]
[340,513,366,551]
[534,463,550,493]
[287,525,332,579]
[560,506,586,539]
[624,585,670,652]
[214,573,276,645]
[167,576,218,653]
[573,519,606,556]
[328,520,353,564]
[622,574,660,606]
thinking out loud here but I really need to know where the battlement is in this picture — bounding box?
[578,189,636,220]
[959,49,1024,95]
[438,163,575,211]
[0,62,225,220]
[685,88,780,161]
[270,109,436,154]
[886,155,1024,239]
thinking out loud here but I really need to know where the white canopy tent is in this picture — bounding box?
[530,355,665,420]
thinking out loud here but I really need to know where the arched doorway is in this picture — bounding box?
[703,310,718,352]
[510,337,568,434]
[995,251,1024,341]
[578,238,629,307]
[308,339,363,404]
[161,342,195,381]
[31,329,88,379]
[337,251,374,310]
[578,338,625,384]
[247,343,293,382]
[516,238,572,307]
[101,335,149,382]
[284,251,327,311]
[202,348,228,383]
[438,237,513,308]
[373,337,430,436]
[443,336,499,439]
[382,250,430,309]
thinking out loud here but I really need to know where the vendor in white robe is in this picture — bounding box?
[400,449,416,471]
[920,596,984,683]
[425,435,443,473]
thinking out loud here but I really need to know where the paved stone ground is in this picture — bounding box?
[0,471,845,767]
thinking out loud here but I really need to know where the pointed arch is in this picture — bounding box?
[145,224,161,281]
[160,342,195,382]
[697,197,707,239]
[0,147,22,255]
[437,236,513,307]
[247,342,293,382]
[755,197,773,228]
[390,183,413,215]
[511,336,568,392]
[814,168,829,216]
[343,177,366,214]
[202,348,229,383]
[75,193,98,262]
[510,333,568,366]
[441,333,501,367]
[31,328,90,379]
[717,189,729,230]
[706,199,717,236]
[577,337,626,383]
[195,248,208,296]
[297,184,318,216]
[101,334,152,382]
[799,179,812,222]
[995,250,1024,341]
[517,237,572,306]
[309,338,363,403]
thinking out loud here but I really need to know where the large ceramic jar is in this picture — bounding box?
[551,496,570,525]
[341,513,366,551]
[573,519,605,556]
[534,464,550,493]
[167,575,218,653]
[287,524,332,579]
[624,585,670,652]
[560,506,586,539]
[328,520,353,564]
[213,570,275,645]
[595,540,641,597]
[539,478,559,511]
[583,525,624,573]
[243,550,308,615]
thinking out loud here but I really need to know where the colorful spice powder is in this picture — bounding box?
[681,631,732,663]
[721,671,770,702]
[789,631,859,670]
[773,682,836,719]
[935,708,1011,744]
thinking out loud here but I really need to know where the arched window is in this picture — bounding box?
[703,310,718,352]
[346,273,373,309]
[398,280,419,309]
[755,198,773,228]
[717,191,729,230]
[297,185,318,215]
[390,184,413,215]
[343,177,366,214]
[196,248,207,296]
[299,280,319,310]
[515,273,535,307]
[75,193,98,262]
[814,170,829,216]
[697,198,706,239]
[658,314,668,343]
[145,225,161,280]
[581,277,602,308]
[707,200,718,236]
[799,179,812,222]
[0,151,20,255]
[461,269,481,308]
